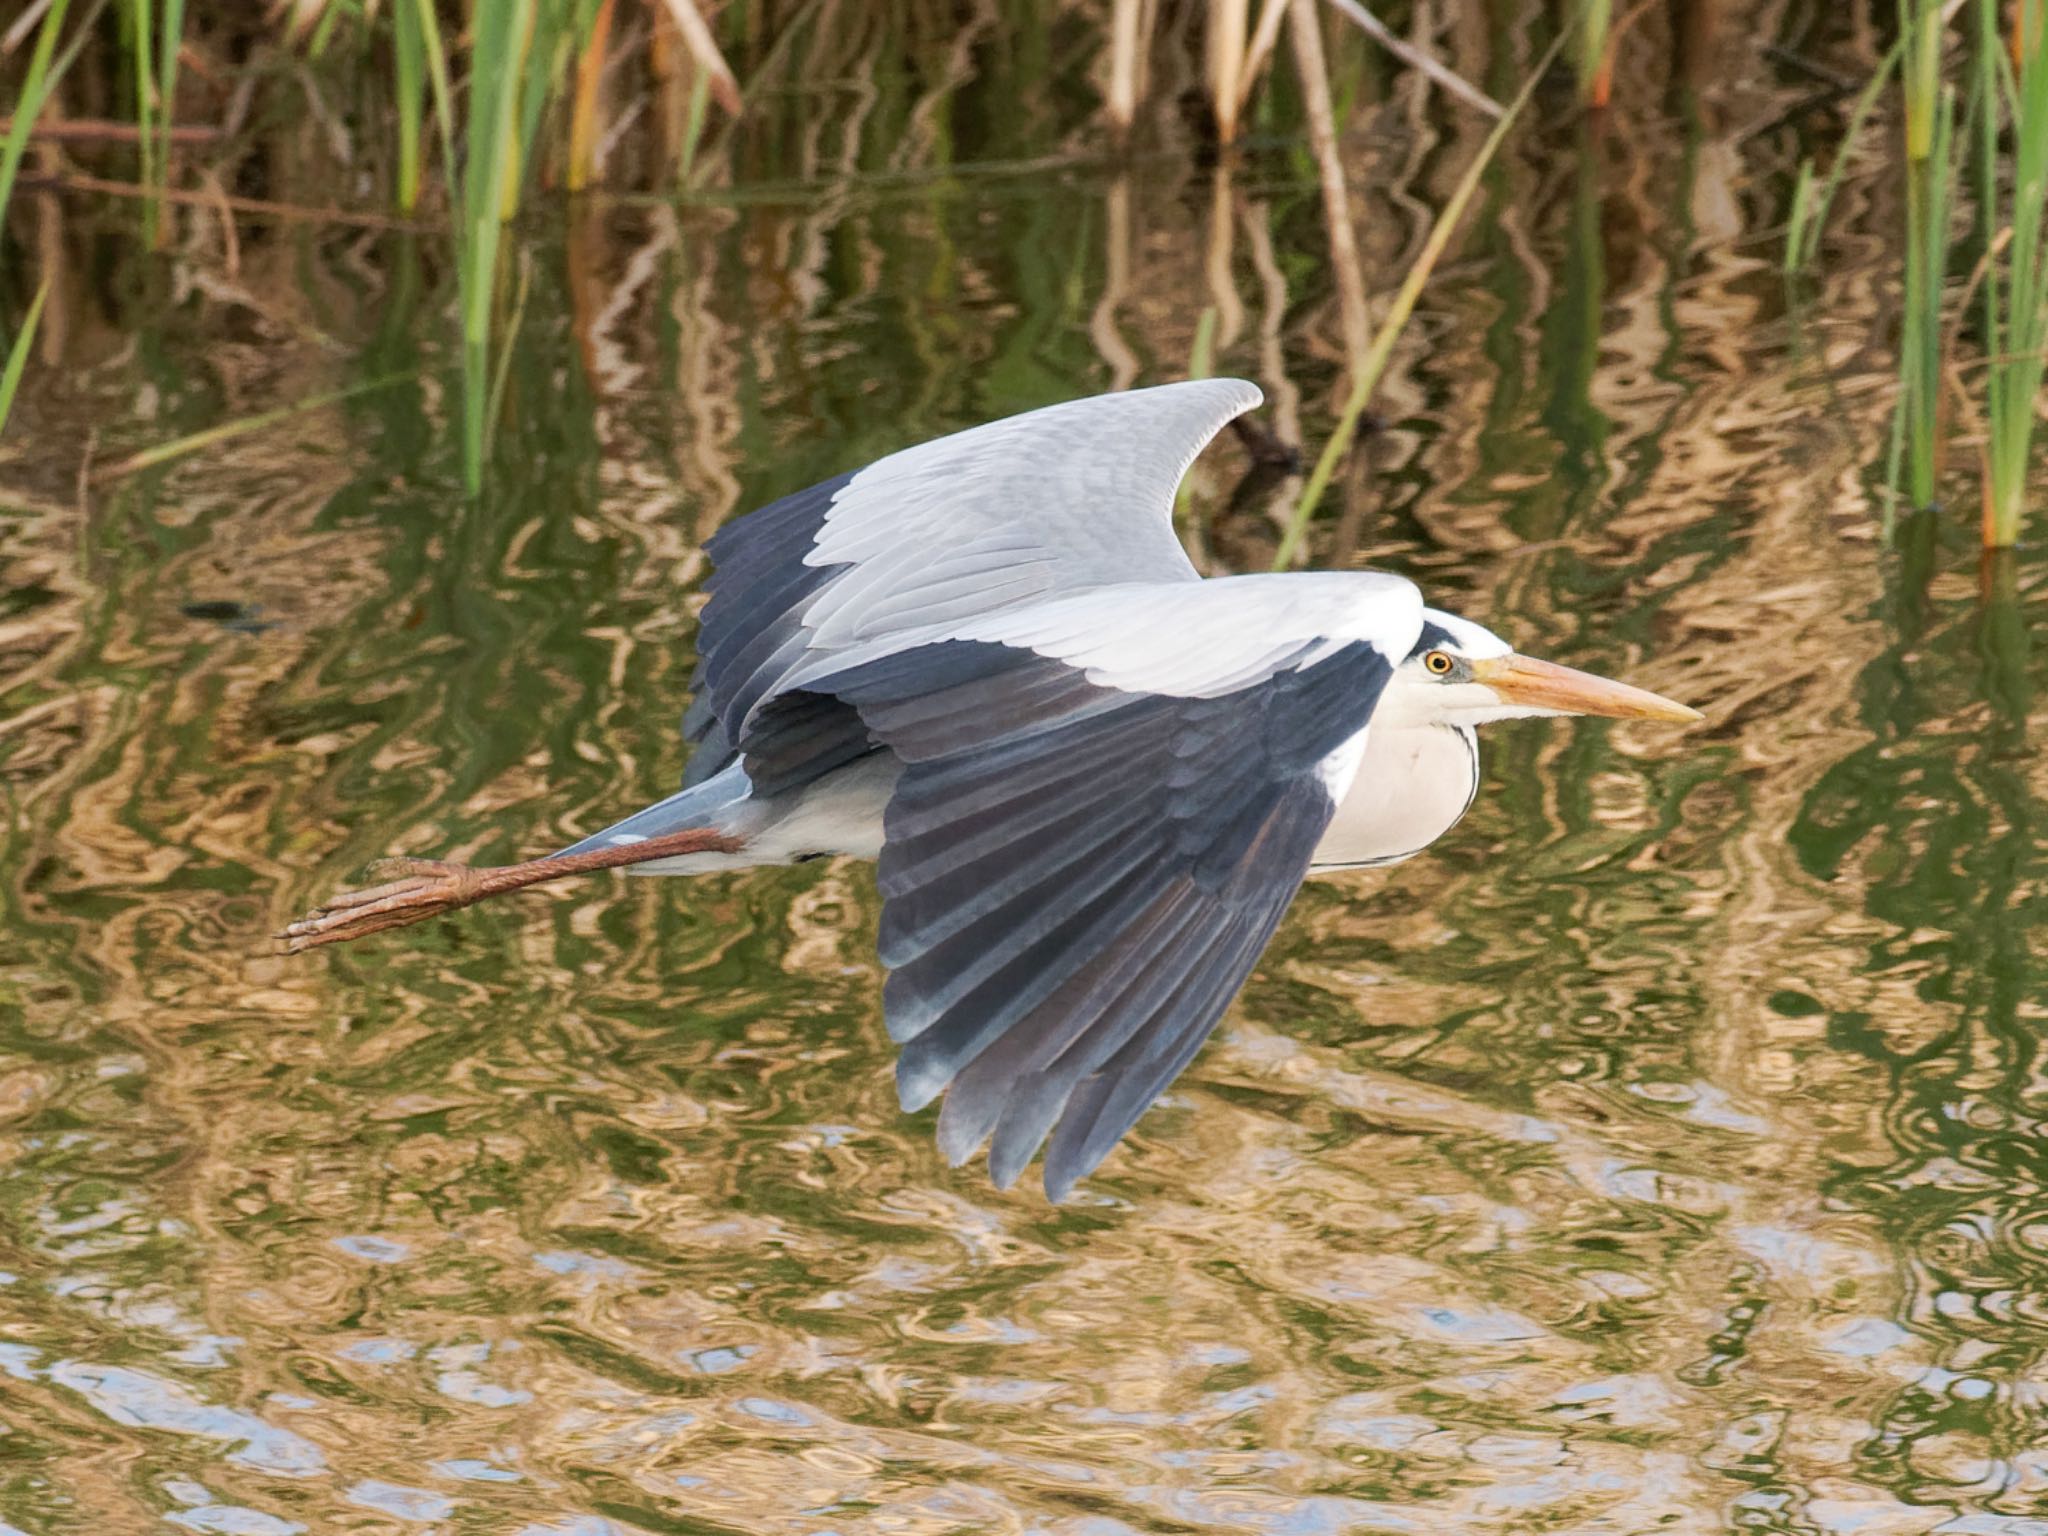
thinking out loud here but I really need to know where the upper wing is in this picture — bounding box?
[739,572,1424,1198]
[683,379,1263,782]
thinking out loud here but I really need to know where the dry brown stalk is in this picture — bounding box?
[0,116,225,144]
[568,0,617,190]
[1107,0,1143,130]
[18,170,432,230]
[651,0,743,116]
[1209,0,1251,142]
[1288,0,1371,368]
[1322,0,1503,118]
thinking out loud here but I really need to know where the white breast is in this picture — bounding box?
[1311,725,1478,870]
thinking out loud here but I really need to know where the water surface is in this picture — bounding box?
[3,25,2047,1536]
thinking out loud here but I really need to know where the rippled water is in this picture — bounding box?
[5,26,2048,1536]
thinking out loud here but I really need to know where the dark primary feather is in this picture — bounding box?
[739,637,1395,1198]
[680,470,855,785]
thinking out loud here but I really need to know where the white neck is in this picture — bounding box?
[1311,724,1478,871]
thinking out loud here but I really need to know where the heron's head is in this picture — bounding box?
[1383,610,1702,730]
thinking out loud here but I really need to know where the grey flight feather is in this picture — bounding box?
[738,612,1405,1198]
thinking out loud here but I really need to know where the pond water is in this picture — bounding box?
[3,26,2048,1536]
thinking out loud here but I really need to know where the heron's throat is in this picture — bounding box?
[1310,723,1479,871]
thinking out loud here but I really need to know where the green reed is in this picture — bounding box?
[122,0,181,242]
[0,282,48,441]
[1783,39,1900,274]
[1975,0,2048,546]
[392,0,427,213]
[125,0,153,234]
[391,0,602,492]
[457,1,532,495]
[1578,0,1613,107]
[1895,0,1958,514]
[152,0,183,240]
[0,0,74,439]
[0,0,73,230]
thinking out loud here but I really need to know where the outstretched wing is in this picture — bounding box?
[739,572,1424,1198]
[683,379,1263,783]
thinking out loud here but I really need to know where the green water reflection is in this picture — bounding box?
[2,80,2047,1536]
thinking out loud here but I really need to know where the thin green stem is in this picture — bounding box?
[90,373,412,481]
[0,0,77,223]
[393,0,425,211]
[1784,37,1903,273]
[0,282,50,440]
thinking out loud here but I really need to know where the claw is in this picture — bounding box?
[278,860,485,953]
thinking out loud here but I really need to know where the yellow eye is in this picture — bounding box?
[1424,650,1455,676]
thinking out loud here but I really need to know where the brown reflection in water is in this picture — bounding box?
[4,14,2048,1536]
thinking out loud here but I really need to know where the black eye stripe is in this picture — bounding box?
[1407,620,1460,660]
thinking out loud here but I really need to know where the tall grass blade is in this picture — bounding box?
[1976,0,2048,545]
[1578,0,1613,107]
[485,254,534,458]
[410,0,457,185]
[392,0,425,210]
[156,0,184,236]
[1107,0,1144,128]
[1893,0,1957,512]
[127,0,158,239]
[1784,162,1817,275]
[0,0,75,224]
[678,68,712,184]
[1272,23,1569,569]
[1291,0,1370,364]
[1783,38,1901,273]
[456,0,537,493]
[1237,0,1289,115]
[1904,0,1944,159]
[0,282,50,441]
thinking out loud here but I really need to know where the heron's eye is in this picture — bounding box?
[1423,650,1455,676]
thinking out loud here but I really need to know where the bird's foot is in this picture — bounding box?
[279,857,487,953]
[279,826,746,956]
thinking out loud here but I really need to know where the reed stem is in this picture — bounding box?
[1209,0,1251,143]
[1107,0,1143,130]
[1976,0,2048,545]
[0,281,50,440]
[0,0,75,225]
[1894,0,1956,513]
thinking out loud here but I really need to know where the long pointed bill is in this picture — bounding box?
[1469,655,1702,723]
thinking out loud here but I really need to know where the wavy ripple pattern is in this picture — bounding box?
[3,22,2047,1534]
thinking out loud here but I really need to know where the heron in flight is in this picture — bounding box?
[287,380,1700,1199]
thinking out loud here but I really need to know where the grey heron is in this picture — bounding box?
[286,379,1700,1199]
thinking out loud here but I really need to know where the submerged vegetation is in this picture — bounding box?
[0,0,2045,543]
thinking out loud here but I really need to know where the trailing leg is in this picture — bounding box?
[280,826,745,953]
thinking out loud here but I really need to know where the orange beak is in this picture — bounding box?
[1469,655,1703,724]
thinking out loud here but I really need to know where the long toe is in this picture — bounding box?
[279,863,484,953]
